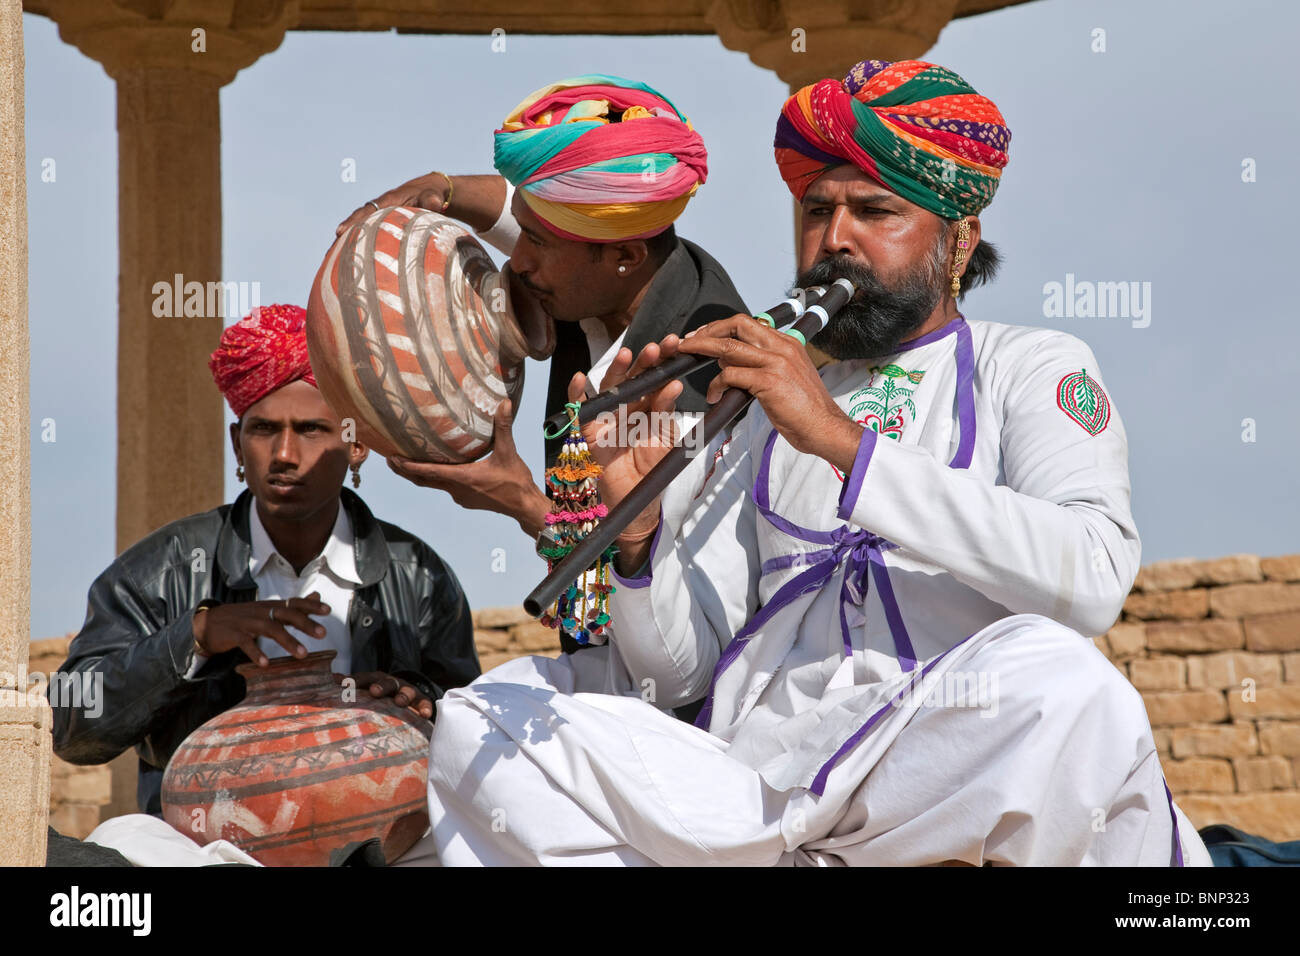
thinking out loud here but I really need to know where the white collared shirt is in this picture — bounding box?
[248,499,361,674]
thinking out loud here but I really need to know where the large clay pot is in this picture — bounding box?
[306,205,554,464]
[161,651,432,866]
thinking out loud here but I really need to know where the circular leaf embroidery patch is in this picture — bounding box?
[1056,368,1111,435]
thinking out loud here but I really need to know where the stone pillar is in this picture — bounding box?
[41,0,297,820]
[707,0,957,87]
[0,0,52,866]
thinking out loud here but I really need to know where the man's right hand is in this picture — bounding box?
[335,173,506,238]
[335,171,451,238]
[192,593,331,667]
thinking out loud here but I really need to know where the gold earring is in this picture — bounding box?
[236,465,245,483]
[350,463,361,488]
[951,219,971,296]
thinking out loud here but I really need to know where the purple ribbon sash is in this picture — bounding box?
[694,316,974,732]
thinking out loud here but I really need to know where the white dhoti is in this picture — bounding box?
[427,615,1209,866]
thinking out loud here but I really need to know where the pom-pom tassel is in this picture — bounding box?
[539,401,617,646]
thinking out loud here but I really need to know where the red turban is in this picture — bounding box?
[209,304,318,419]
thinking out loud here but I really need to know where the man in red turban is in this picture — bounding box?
[208,303,318,419]
[52,305,478,858]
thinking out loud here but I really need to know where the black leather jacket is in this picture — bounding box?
[51,487,478,814]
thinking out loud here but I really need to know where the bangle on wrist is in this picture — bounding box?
[192,601,218,657]
[431,171,453,211]
[616,527,657,547]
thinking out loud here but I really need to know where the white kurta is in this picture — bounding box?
[428,316,1211,866]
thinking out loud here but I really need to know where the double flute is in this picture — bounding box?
[524,278,857,617]
[541,285,830,434]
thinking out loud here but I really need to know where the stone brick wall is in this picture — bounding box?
[32,553,1300,844]
[1100,554,1300,840]
[471,606,563,671]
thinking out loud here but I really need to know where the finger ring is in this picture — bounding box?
[366,200,380,210]
[268,607,276,622]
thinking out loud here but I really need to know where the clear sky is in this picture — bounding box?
[23,0,1299,639]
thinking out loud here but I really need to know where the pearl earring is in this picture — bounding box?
[618,265,626,274]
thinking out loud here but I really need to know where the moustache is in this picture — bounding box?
[799,256,887,302]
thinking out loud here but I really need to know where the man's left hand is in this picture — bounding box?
[338,671,435,719]
[676,315,864,472]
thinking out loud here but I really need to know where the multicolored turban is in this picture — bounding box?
[493,75,708,242]
[775,59,1010,219]
[209,304,317,419]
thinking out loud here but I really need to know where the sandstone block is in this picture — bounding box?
[1185,651,1282,690]
[1106,622,1146,657]
[1170,723,1258,759]
[1198,555,1264,585]
[1141,690,1228,726]
[1243,612,1300,652]
[26,654,67,678]
[1260,554,1300,582]
[510,620,563,653]
[472,606,533,629]
[1136,555,1262,590]
[1232,755,1293,791]
[51,767,112,805]
[48,803,101,841]
[1153,728,1172,756]
[1259,722,1300,756]
[1163,757,1234,793]
[1284,653,1300,683]
[27,636,73,660]
[1211,583,1300,619]
[1227,685,1300,721]
[1134,559,1199,592]
[1145,620,1243,653]
[1124,589,1209,621]
[1128,657,1185,691]
[477,651,518,674]
[1091,634,1112,659]
[1177,793,1300,841]
[472,628,511,654]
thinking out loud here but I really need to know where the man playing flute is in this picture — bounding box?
[425,59,1210,866]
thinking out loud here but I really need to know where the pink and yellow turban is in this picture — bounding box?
[494,74,708,242]
[209,304,317,419]
[775,59,1010,219]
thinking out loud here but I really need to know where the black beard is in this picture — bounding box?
[796,253,944,360]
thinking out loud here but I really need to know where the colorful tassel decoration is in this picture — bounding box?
[538,402,617,645]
